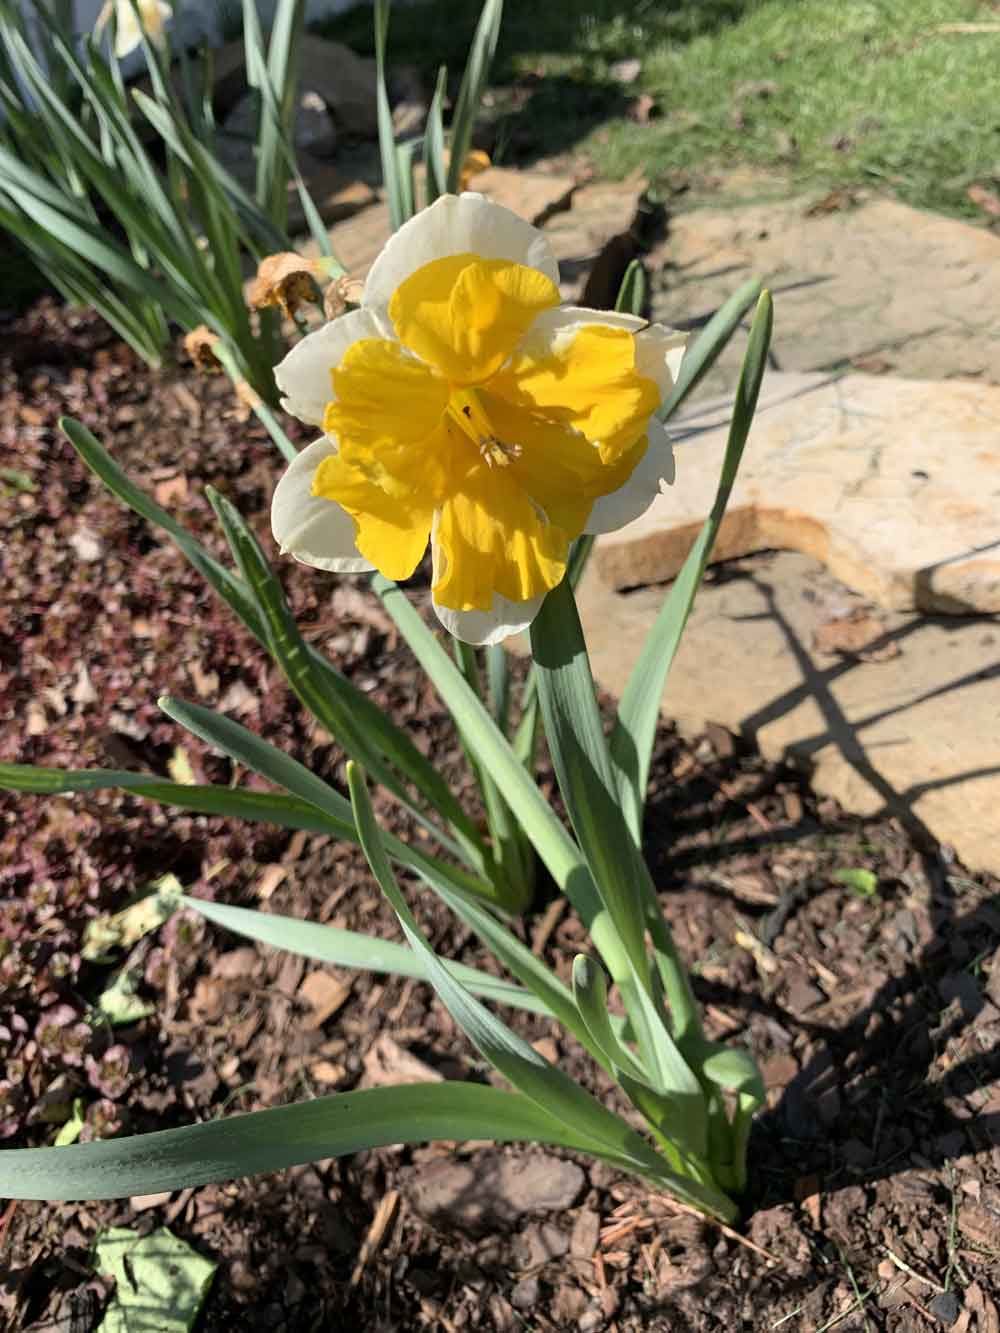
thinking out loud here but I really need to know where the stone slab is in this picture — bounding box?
[319,168,576,277]
[650,197,1000,399]
[540,178,649,300]
[595,371,1000,615]
[575,550,1000,875]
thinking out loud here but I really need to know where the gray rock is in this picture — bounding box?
[404,1152,584,1236]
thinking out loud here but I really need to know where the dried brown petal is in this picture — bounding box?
[248,252,322,319]
[183,324,221,372]
[322,274,365,321]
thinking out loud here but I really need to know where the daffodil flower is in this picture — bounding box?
[271,193,686,645]
[96,0,171,59]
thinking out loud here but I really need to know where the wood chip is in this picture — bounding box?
[966,1282,1000,1333]
[531,897,566,956]
[255,863,287,900]
[298,971,352,1029]
[795,1174,822,1229]
[310,1059,346,1085]
[154,474,189,506]
[361,1034,443,1087]
[188,660,219,699]
[129,1191,172,1211]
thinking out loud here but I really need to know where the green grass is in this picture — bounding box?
[320,0,1000,218]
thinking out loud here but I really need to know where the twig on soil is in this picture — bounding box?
[387,977,417,1023]
[531,897,566,956]
[350,1189,400,1288]
[668,1198,780,1264]
[593,1249,608,1292]
[883,1246,945,1293]
[688,754,773,833]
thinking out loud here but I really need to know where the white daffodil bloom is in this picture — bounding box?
[96,0,171,58]
[271,193,686,646]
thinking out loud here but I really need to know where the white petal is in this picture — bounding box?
[432,591,546,646]
[271,438,372,573]
[273,307,387,428]
[585,419,676,535]
[634,323,688,401]
[363,193,559,313]
[514,305,645,358]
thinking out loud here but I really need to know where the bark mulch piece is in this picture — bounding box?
[2,298,999,1330]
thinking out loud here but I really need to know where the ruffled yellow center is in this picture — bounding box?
[313,254,659,612]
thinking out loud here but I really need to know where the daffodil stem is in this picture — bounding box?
[452,640,533,913]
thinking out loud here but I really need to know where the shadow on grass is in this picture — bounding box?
[319,0,767,167]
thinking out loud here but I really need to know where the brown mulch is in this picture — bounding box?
[2,297,1000,1332]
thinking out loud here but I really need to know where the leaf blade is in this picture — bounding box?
[0,1084,607,1201]
[610,291,774,839]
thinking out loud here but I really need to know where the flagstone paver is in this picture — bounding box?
[650,196,1000,397]
[575,547,1000,874]
[596,371,1000,614]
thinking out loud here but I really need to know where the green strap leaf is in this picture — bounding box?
[374,0,405,230]
[529,576,649,969]
[424,65,449,205]
[528,580,708,1140]
[446,0,503,193]
[158,695,493,903]
[206,487,489,877]
[572,956,707,1164]
[609,291,774,841]
[347,763,682,1183]
[407,859,610,1069]
[59,418,470,850]
[615,259,647,316]
[180,896,553,1019]
[0,762,353,837]
[659,276,763,423]
[0,1083,610,1201]
[372,578,599,918]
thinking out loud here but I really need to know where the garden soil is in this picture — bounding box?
[2,300,999,1331]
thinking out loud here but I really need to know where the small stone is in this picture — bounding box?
[842,1138,874,1169]
[517,1221,568,1268]
[71,663,98,706]
[938,972,984,1020]
[298,971,352,1030]
[569,1207,600,1259]
[212,948,259,981]
[928,1291,961,1326]
[310,1060,346,1086]
[68,527,103,562]
[405,1152,584,1236]
[510,1278,540,1311]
